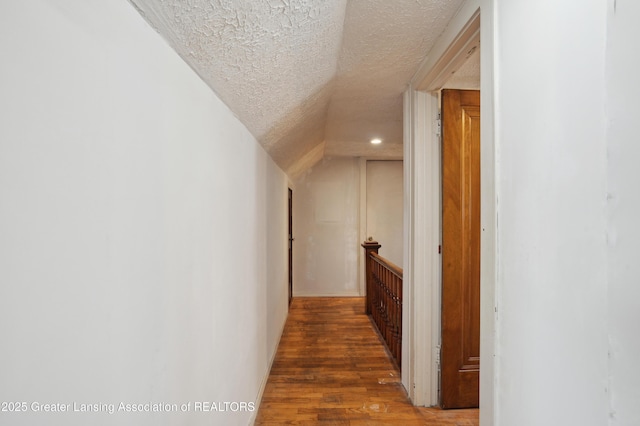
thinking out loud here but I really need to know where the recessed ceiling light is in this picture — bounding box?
[371,138,382,145]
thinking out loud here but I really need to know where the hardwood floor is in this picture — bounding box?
[255,297,479,425]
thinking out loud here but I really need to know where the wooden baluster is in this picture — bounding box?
[378,264,383,338]
[391,273,396,362]
[362,240,381,315]
[390,272,395,363]
[395,275,401,365]
[374,262,379,327]
[399,277,402,363]
[372,263,378,327]
[379,264,385,341]
[386,269,391,345]
[392,272,397,362]
[382,265,387,343]
[361,242,403,369]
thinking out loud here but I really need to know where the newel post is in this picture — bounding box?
[361,239,381,315]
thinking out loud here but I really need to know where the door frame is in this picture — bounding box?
[402,0,496,422]
[288,187,293,306]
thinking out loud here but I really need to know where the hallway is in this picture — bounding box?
[255,298,479,425]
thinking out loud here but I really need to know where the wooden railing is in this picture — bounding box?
[362,240,403,368]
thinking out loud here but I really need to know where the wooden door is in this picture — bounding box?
[440,89,481,409]
[288,188,293,306]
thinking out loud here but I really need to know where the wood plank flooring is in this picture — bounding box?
[255,297,479,425]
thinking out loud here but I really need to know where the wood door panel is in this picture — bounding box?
[441,89,480,409]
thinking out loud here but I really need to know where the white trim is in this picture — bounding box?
[401,90,415,400]
[293,292,362,298]
[250,315,288,426]
[411,0,481,92]
[413,26,479,91]
[402,89,440,406]
[428,93,442,406]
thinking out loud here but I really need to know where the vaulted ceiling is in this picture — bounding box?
[130,0,471,176]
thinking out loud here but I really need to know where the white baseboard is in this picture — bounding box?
[248,312,287,426]
[292,292,362,297]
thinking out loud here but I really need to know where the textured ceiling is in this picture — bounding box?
[130,0,467,175]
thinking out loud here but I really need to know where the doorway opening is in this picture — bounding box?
[403,3,495,422]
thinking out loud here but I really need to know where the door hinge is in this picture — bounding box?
[435,112,442,137]
[435,344,442,368]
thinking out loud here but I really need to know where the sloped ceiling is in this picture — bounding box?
[130,0,467,176]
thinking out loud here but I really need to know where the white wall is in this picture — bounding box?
[493,1,611,425]
[293,158,404,297]
[366,161,404,266]
[606,1,640,424]
[293,157,360,296]
[0,2,288,425]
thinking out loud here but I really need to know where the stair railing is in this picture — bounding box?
[362,240,403,368]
